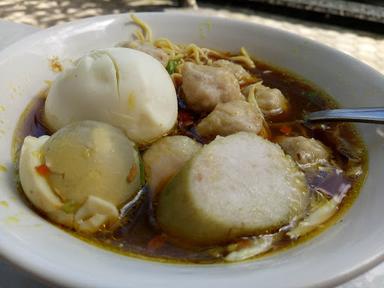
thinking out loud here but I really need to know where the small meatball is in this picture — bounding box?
[182,62,243,113]
[143,136,202,195]
[244,82,288,117]
[212,59,251,81]
[196,100,264,138]
[121,41,169,66]
[277,136,331,166]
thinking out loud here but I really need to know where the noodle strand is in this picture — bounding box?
[130,15,257,79]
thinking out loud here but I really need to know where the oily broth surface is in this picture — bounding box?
[13,58,367,264]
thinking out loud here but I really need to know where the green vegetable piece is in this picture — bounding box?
[61,201,78,214]
[166,59,180,74]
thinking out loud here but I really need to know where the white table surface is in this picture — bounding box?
[0,19,383,288]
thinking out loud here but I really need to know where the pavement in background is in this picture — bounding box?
[0,1,383,74]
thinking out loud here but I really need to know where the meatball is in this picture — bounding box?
[196,100,265,138]
[121,41,169,66]
[243,82,288,117]
[212,59,251,81]
[277,136,331,166]
[157,133,309,245]
[182,62,243,113]
[143,136,201,195]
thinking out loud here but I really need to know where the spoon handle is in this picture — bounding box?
[305,108,384,124]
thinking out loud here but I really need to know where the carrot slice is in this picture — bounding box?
[280,125,292,136]
[147,234,167,251]
[35,164,50,176]
[127,164,138,183]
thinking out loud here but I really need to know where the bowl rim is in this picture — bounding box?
[0,11,383,288]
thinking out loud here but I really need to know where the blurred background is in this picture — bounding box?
[1,1,383,30]
[0,0,383,73]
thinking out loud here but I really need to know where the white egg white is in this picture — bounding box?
[45,47,178,145]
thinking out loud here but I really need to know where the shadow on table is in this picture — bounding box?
[0,0,195,28]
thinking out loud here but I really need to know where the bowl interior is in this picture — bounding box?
[0,12,383,288]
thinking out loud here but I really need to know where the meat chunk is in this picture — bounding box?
[196,100,265,138]
[182,62,243,113]
[121,41,169,66]
[156,132,309,245]
[143,136,201,195]
[243,82,288,117]
[277,136,331,166]
[212,59,251,81]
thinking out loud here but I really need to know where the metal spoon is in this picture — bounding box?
[304,108,384,124]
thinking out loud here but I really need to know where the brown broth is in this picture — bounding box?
[13,59,367,264]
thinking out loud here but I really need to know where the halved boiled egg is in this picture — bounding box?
[19,121,141,233]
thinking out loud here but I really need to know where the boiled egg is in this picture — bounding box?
[19,121,141,233]
[44,48,177,145]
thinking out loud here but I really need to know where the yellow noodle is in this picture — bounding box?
[246,83,257,105]
[158,47,177,58]
[175,59,185,74]
[185,44,202,64]
[230,55,255,69]
[204,48,230,59]
[154,38,180,51]
[174,52,185,59]
[156,46,176,57]
[229,47,255,68]
[240,73,259,87]
[246,82,265,109]
[240,47,251,59]
[162,47,175,55]
[245,82,269,137]
[130,14,257,78]
[134,30,146,42]
[131,14,153,42]
[241,47,255,66]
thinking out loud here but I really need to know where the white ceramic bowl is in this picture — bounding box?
[0,12,383,288]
